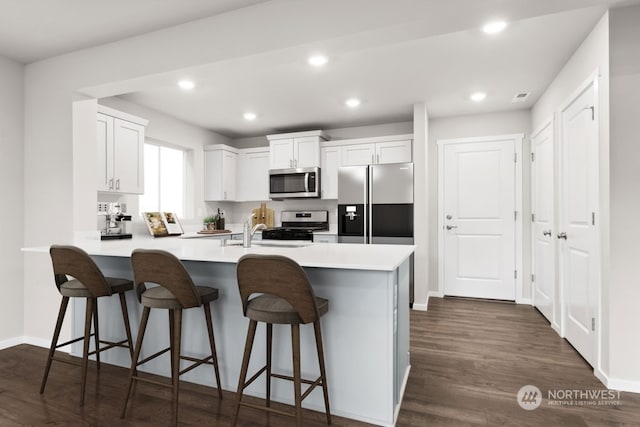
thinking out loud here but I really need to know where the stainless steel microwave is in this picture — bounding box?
[269,167,321,199]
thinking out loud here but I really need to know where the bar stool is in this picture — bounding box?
[233,254,331,427]
[41,245,134,406]
[122,249,223,426]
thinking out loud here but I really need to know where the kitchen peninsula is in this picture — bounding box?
[25,236,413,426]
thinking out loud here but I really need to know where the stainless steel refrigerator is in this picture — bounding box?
[338,163,415,303]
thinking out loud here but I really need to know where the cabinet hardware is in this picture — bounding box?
[543,230,552,236]
[377,154,380,164]
[557,232,567,240]
[530,152,535,162]
[115,179,120,190]
[109,179,114,190]
[445,225,457,230]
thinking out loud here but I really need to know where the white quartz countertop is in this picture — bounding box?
[23,234,413,272]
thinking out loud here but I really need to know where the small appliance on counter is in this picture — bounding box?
[98,202,132,240]
[261,210,329,241]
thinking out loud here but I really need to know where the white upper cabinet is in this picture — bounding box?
[204,145,237,201]
[320,146,342,199]
[237,147,270,201]
[97,106,147,194]
[267,130,326,169]
[340,137,412,167]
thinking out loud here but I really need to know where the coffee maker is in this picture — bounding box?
[98,202,132,240]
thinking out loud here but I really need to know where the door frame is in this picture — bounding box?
[437,134,524,302]
[557,68,601,367]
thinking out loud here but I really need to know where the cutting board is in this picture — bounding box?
[252,203,274,228]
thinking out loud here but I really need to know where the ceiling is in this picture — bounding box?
[1,0,638,139]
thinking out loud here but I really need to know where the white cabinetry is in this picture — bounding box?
[320,146,342,199]
[267,130,327,169]
[204,145,237,201]
[341,137,412,167]
[97,106,148,194]
[237,147,270,201]
[314,234,337,243]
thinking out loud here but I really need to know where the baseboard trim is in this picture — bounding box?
[1,336,65,352]
[595,368,640,393]
[516,297,532,305]
[0,337,24,350]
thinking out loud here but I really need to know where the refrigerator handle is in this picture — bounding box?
[368,166,373,244]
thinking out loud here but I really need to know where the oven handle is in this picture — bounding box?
[304,172,310,193]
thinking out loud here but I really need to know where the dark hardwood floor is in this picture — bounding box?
[1,297,639,426]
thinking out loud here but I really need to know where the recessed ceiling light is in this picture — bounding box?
[308,55,328,66]
[243,112,257,121]
[482,21,507,34]
[345,98,361,108]
[470,92,487,102]
[177,80,195,90]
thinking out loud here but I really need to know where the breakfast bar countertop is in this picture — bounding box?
[23,234,414,272]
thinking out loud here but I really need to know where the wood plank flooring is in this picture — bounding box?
[1,297,639,426]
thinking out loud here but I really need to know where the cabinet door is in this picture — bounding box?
[204,150,223,201]
[270,138,293,169]
[342,143,375,166]
[321,146,341,199]
[294,136,320,168]
[241,149,270,201]
[222,150,237,200]
[113,118,144,194]
[376,140,412,164]
[97,113,114,191]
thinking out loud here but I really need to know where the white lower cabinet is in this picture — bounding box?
[97,107,147,194]
[314,234,337,243]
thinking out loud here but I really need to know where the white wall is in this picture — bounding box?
[530,12,612,380]
[608,4,640,388]
[412,105,429,309]
[0,55,24,347]
[427,110,532,299]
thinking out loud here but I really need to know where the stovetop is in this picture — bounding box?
[262,210,329,240]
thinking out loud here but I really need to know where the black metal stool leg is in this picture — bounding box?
[203,303,223,399]
[314,320,332,424]
[93,298,100,369]
[232,319,257,426]
[121,306,150,418]
[80,297,94,406]
[40,296,69,394]
[171,309,183,427]
[118,292,134,359]
[291,323,302,427]
[266,322,273,408]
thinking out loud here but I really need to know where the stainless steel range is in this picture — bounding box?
[261,210,329,241]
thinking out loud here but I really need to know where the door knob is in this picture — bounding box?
[557,232,567,240]
[543,230,552,236]
[446,225,458,230]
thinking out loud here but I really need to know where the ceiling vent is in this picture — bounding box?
[512,91,530,103]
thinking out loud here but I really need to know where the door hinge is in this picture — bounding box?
[531,213,535,222]
[514,152,517,163]
[592,212,595,226]
[530,152,535,162]
[592,317,596,331]
[531,274,535,282]
[514,270,518,279]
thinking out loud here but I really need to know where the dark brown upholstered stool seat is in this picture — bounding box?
[122,249,222,427]
[232,254,331,427]
[41,245,134,406]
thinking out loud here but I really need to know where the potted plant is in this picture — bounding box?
[203,214,218,230]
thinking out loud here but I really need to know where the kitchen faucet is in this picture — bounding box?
[243,213,267,248]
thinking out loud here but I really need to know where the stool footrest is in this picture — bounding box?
[132,374,173,389]
[270,372,324,402]
[241,365,268,391]
[134,346,171,368]
[88,338,130,356]
[55,334,94,349]
[178,355,215,377]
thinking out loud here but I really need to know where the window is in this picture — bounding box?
[139,143,185,217]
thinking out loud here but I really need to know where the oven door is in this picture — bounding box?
[269,167,320,199]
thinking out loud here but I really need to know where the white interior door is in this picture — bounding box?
[442,138,516,300]
[531,119,556,324]
[560,78,599,367]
